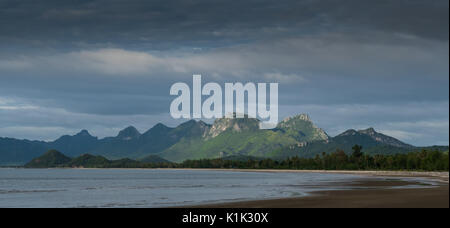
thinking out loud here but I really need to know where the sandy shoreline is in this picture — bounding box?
[161,168,449,183]
[9,167,449,178]
[192,184,449,208]
[171,169,449,208]
[7,167,449,183]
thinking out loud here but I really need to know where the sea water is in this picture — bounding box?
[0,168,404,208]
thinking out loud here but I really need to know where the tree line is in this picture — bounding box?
[24,145,449,171]
[143,146,449,171]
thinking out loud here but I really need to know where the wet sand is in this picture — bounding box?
[197,184,449,208]
[163,169,449,183]
[183,170,449,208]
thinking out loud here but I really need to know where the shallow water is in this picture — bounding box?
[0,168,412,208]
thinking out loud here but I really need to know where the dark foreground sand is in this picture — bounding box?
[196,184,448,208]
[185,171,449,208]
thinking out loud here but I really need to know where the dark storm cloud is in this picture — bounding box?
[0,0,448,145]
[0,0,448,51]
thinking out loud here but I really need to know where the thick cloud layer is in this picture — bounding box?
[0,0,448,145]
[1,0,448,49]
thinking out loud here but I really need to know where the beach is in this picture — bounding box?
[182,170,449,208]
[0,168,448,208]
[196,185,449,208]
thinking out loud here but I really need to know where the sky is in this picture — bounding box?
[0,0,448,146]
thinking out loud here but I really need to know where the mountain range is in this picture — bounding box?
[1,114,447,165]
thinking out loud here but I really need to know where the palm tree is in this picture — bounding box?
[352,145,363,158]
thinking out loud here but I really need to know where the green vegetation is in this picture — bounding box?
[352,144,363,158]
[67,154,110,167]
[25,147,449,171]
[139,155,171,163]
[162,114,329,162]
[25,150,71,168]
[3,114,448,165]
[162,129,299,162]
[24,150,171,168]
[172,147,449,171]
[276,114,329,142]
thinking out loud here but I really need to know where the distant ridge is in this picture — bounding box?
[117,126,141,141]
[25,150,171,168]
[25,150,71,168]
[357,128,413,148]
[1,113,448,165]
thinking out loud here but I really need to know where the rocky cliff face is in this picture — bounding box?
[204,113,329,143]
[205,114,260,139]
[277,114,329,142]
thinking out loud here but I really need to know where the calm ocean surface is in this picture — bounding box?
[0,168,400,208]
